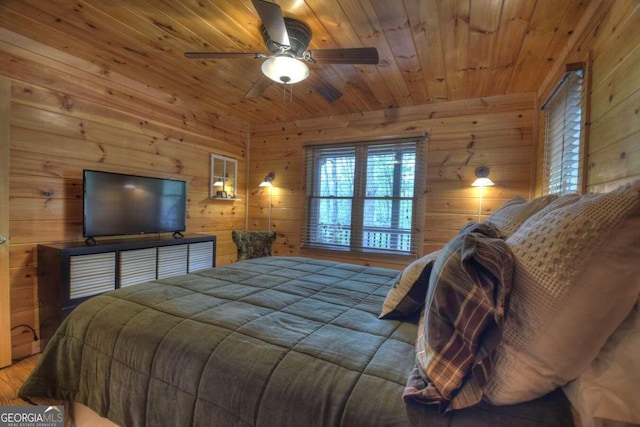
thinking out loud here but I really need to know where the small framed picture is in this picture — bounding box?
[216,190,228,198]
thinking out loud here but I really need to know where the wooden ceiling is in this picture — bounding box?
[0,0,592,126]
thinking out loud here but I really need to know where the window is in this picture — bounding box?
[303,138,424,255]
[542,68,584,195]
[210,154,238,199]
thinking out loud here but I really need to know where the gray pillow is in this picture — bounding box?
[379,250,440,319]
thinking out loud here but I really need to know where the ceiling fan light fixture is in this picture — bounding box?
[261,56,309,84]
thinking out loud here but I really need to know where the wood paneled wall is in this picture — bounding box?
[0,30,247,360]
[537,0,640,193]
[250,92,537,268]
[0,77,11,367]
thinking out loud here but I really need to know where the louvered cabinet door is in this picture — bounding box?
[158,244,188,279]
[119,248,157,287]
[188,241,214,272]
[69,252,116,300]
[38,246,119,350]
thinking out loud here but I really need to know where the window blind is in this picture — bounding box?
[303,138,424,255]
[542,70,583,195]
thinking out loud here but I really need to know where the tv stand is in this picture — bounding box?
[37,234,216,350]
[84,237,97,245]
[172,231,184,239]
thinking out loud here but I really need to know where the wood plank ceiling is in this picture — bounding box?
[0,0,592,126]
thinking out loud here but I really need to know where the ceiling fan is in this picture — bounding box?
[184,0,379,103]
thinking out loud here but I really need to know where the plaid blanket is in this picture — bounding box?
[404,224,513,412]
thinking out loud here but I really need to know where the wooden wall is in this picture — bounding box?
[250,92,537,268]
[0,78,11,367]
[0,30,247,360]
[537,0,640,193]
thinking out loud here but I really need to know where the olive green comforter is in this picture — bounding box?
[20,257,572,426]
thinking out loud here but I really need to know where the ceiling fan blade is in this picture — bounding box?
[245,74,273,98]
[307,72,342,103]
[185,52,263,59]
[308,47,379,65]
[252,0,290,47]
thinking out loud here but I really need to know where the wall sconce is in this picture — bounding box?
[259,172,275,188]
[471,166,495,222]
[259,172,275,228]
[471,166,494,188]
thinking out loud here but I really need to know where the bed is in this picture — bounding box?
[20,181,640,427]
[20,256,573,427]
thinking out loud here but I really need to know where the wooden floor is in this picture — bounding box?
[0,354,39,406]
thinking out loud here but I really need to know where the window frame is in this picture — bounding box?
[302,137,426,257]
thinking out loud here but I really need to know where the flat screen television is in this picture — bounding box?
[83,170,187,239]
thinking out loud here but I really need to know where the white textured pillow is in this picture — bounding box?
[484,180,640,405]
[486,194,559,238]
[563,299,640,427]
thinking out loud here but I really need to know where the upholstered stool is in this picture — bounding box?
[231,230,277,261]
